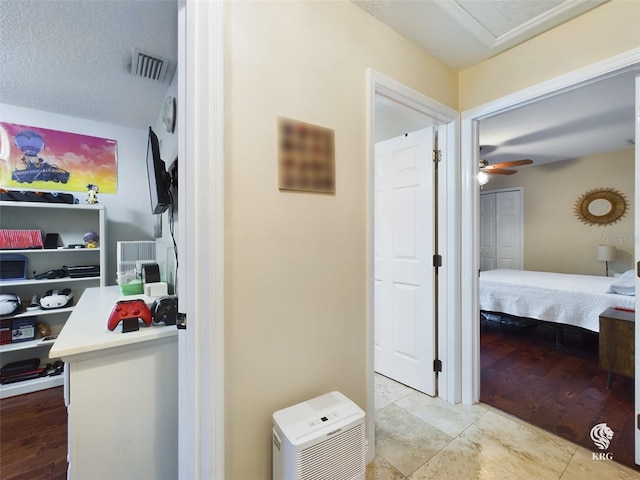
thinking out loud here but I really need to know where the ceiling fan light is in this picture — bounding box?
[478,171,489,185]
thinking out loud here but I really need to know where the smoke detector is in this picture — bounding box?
[131,48,168,82]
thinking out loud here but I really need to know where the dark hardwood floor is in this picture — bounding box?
[480,315,638,471]
[0,387,67,480]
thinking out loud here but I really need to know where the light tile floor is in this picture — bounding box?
[367,374,639,480]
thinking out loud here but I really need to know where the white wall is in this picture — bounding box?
[375,101,435,143]
[0,103,156,285]
[151,71,179,292]
[482,148,635,276]
[153,71,179,166]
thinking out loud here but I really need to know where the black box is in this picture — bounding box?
[0,190,78,204]
[65,265,100,278]
[0,254,28,280]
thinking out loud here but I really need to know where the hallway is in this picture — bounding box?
[367,374,636,479]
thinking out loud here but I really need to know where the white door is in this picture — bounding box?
[479,193,497,271]
[479,189,523,271]
[374,127,436,396]
[495,190,522,269]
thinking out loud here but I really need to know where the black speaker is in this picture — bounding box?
[0,254,27,280]
[44,233,60,249]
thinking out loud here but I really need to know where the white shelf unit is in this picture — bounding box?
[0,201,106,398]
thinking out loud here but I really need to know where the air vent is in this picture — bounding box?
[131,48,168,82]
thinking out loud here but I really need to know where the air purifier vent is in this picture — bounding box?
[296,423,365,480]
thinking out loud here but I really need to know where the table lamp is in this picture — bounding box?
[597,245,616,276]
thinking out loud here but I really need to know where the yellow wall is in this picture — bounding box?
[224,2,457,478]
[459,0,640,110]
[223,1,638,476]
[483,148,635,276]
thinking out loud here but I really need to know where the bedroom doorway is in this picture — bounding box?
[461,55,640,467]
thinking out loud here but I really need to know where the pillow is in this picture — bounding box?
[607,269,636,296]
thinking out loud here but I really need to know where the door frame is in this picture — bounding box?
[366,69,459,462]
[634,70,640,465]
[460,49,640,406]
[178,1,225,478]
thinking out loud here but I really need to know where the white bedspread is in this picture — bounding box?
[479,269,636,332]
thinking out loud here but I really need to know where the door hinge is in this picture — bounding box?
[433,254,442,268]
[433,359,442,373]
[432,149,442,162]
[176,312,187,330]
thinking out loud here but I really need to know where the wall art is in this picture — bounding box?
[278,117,335,194]
[0,122,118,194]
[573,187,627,226]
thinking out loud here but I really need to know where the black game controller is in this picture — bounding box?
[151,295,178,325]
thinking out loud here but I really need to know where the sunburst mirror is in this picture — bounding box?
[573,187,627,226]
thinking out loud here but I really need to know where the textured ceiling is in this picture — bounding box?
[456,0,565,38]
[353,0,607,71]
[0,0,177,130]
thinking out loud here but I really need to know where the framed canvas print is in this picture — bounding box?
[0,122,118,194]
[278,117,335,194]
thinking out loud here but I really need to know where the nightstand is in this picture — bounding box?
[599,307,635,389]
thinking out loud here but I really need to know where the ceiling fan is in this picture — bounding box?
[479,158,533,175]
[478,156,533,185]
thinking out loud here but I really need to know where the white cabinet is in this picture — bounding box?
[50,286,178,480]
[0,201,106,398]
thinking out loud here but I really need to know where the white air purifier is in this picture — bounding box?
[272,391,366,480]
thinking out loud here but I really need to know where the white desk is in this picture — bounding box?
[50,286,178,480]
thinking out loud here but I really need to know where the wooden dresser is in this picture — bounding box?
[599,306,635,389]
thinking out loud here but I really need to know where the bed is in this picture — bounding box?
[479,269,636,334]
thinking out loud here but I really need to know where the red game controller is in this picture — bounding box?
[107,300,153,332]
